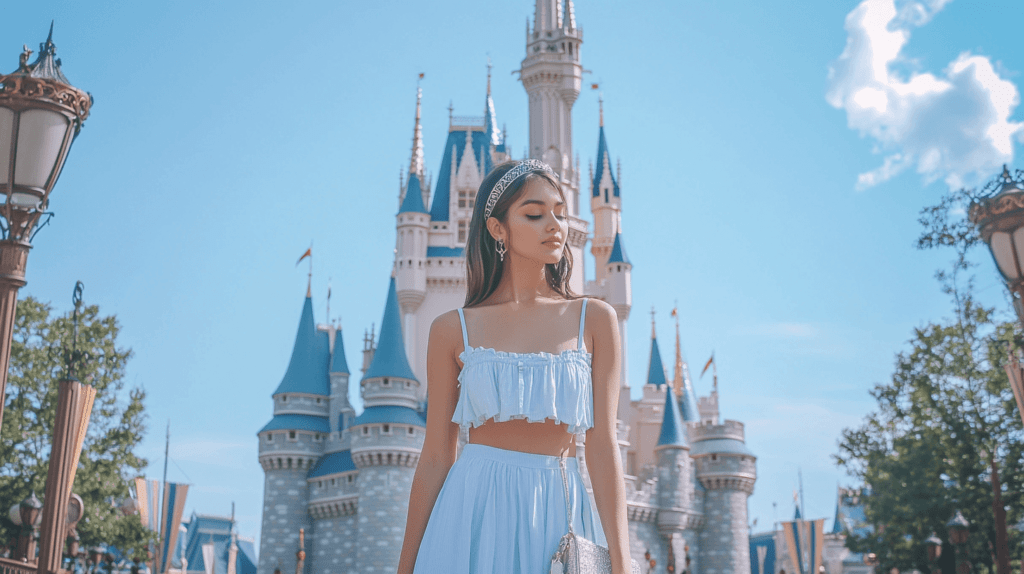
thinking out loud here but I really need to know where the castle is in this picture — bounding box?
[256,1,757,572]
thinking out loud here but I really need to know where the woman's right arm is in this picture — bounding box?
[396,311,463,574]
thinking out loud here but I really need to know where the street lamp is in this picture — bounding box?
[0,24,92,432]
[18,491,42,562]
[946,511,970,574]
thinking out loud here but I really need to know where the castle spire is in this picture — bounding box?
[484,59,501,147]
[647,310,667,387]
[656,378,687,447]
[363,277,417,382]
[409,83,425,181]
[673,306,683,397]
[272,294,330,397]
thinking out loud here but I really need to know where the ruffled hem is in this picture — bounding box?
[451,346,594,434]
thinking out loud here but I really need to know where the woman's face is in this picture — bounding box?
[502,177,568,266]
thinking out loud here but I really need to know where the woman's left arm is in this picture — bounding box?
[584,299,633,574]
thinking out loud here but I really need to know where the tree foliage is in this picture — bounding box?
[835,187,1024,573]
[0,296,153,556]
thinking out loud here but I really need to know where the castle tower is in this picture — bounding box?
[628,317,670,476]
[257,294,330,574]
[349,277,426,573]
[606,232,632,418]
[655,379,700,574]
[306,325,359,573]
[521,0,587,293]
[590,101,622,284]
[396,88,431,369]
[692,420,757,574]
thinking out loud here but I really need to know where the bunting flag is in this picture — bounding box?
[202,542,216,574]
[700,354,715,378]
[158,482,189,574]
[296,248,312,266]
[133,478,149,529]
[781,518,824,574]
[147,479,160,532]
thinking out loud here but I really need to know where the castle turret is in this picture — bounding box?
[670,309,700,424]
[591,102,622,284]
[328,326,354,442]
[349,277,426,574]
[655,379,700,574]
[257,294,329,574]
[691,420,757,574]
[521,0,587,292]
[607,231,633,419]
[397,88,431,370]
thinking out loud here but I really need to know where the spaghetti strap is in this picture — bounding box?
[457,308,470,351]
[577,299,588,351]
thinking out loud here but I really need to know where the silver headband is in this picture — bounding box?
[483,159,555,219]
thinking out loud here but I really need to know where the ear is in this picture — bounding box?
[485,217,506,243]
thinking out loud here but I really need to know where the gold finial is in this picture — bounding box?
[448,100,454,128]
[672,303,683,397]
[650,306,656,339]
[486,56,493,96]
[598,93,604,127]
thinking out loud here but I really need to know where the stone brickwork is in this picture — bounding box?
[629,521,665,567]
[257,468,313,574]
[311,514,358,573]
[698,488,750,574]
[355,466,416,573]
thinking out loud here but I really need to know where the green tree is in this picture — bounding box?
[835,188,1024,573]
[0,296,153,557]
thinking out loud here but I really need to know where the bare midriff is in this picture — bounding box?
[468,418,578,457]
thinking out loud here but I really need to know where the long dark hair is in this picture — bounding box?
[464,160,576,307]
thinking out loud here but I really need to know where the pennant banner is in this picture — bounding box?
[148,479,160,532]
[782,519,825,574]
[133,478,149,529]
[159,482,189,574]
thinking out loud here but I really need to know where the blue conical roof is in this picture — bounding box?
[657,382,688,447]
[608,232,630,265]
[794,505,802,520]
[363,278,418,381]
[647,336,667,387]
[331,327,350,374]
[399,173,428,214]
[592,126,620,198]
[272,297,330,396]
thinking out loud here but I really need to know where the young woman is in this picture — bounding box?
[396,159,633,574]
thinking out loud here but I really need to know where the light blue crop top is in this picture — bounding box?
[450,299,594,434]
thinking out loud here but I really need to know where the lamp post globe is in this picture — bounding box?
[969,165,1024,315]
[0,24,91,431]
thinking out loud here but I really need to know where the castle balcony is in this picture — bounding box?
[657,509,704,533]
[361,377,421,410]
[258,452,319,472]
[308,494,358,519]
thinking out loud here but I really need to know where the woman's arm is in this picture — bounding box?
[584,299,633,574]
[396,311,463,574]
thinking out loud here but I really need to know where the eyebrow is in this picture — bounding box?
[518,199,566,208]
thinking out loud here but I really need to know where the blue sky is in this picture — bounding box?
[4,0,1023,551]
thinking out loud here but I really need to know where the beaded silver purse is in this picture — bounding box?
[549,456,641,574]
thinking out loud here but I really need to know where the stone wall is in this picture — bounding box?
[311,514,358,573]
[355,466,416,573]
[698,488,750,574]
[257,468,313,574]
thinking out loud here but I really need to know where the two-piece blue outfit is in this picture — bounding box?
[413,299,606,573]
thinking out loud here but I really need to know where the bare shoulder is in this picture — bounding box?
[430,309,462,342]
[583,298,619,347]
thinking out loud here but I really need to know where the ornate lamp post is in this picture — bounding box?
[925,533,943,574]
[947,511,970,574]
[969,165,1024,427]
[18,492,43,562]
[0,24,92,431]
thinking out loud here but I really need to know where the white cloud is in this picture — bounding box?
[827,0,1023,190]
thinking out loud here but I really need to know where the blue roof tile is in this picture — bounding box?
[331,327,350,374]
[258,413,330,434]
[679,366,700,423]
[592,126,620,198]
[430,129,493,221]
[308,450,357,478]
[647,336,667,387]
[426,246,464,257]
[352,405,427,427]
[363,278,418,381]
[657,383,688,447]
[272,297,330,397]
[607,232,630,265]
[399,173,428,214]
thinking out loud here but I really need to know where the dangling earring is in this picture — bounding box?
[496,239,507,262]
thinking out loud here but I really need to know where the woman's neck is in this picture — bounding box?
[487,255,554,307]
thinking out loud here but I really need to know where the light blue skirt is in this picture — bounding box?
[413,443,606,573]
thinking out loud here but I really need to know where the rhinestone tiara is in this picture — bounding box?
[483,159,555,220]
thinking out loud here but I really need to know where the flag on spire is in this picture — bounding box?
[700,353,715,378]
[296,248,312,266]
